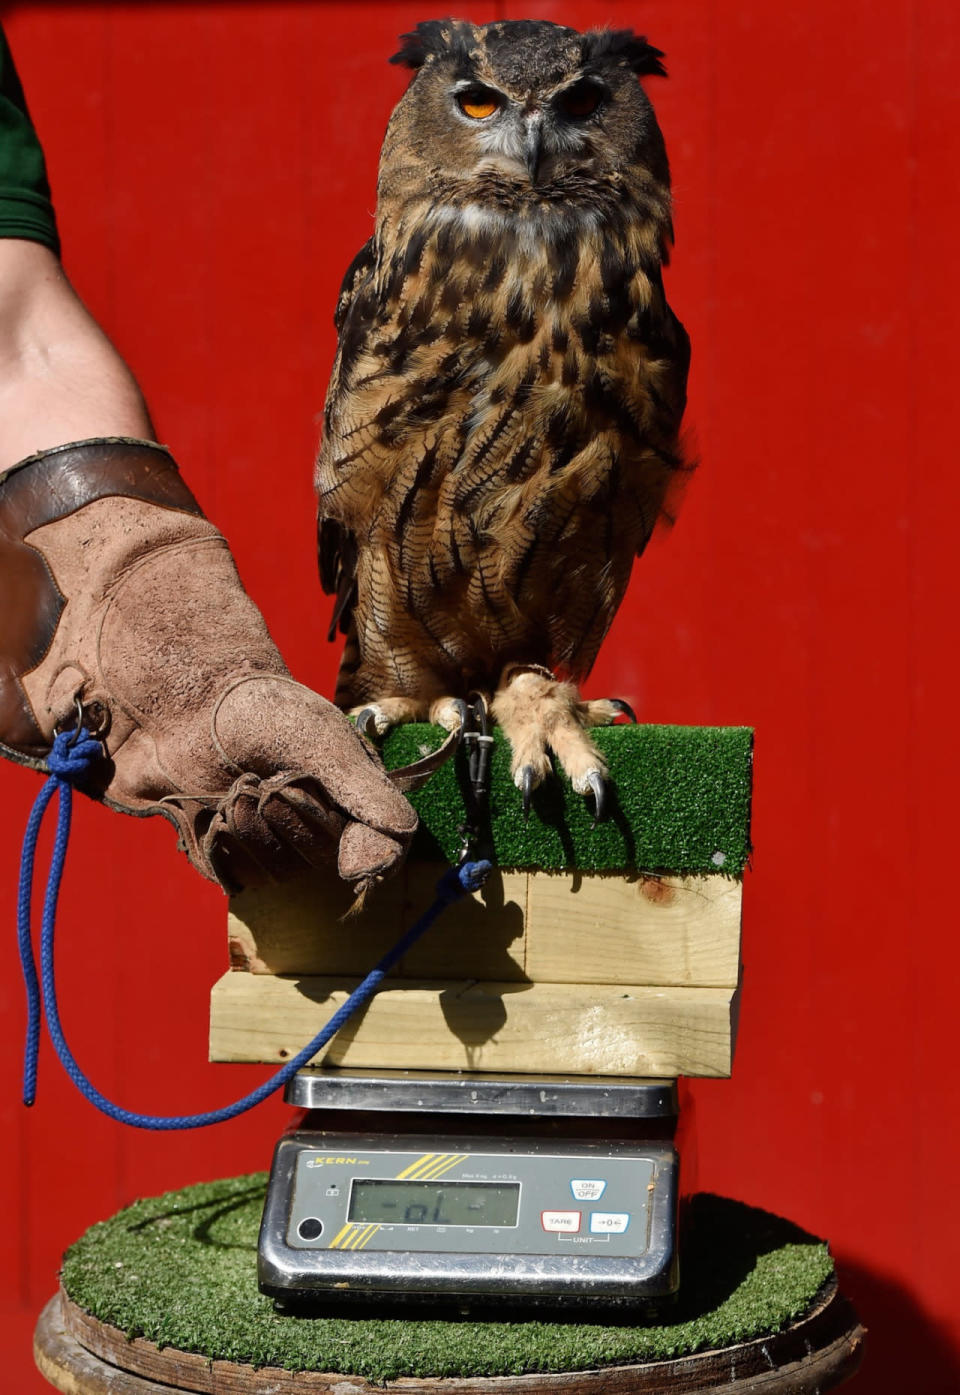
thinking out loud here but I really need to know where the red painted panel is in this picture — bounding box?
[2,3,959,1391]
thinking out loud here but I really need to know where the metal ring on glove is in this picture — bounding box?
[53,694,111,748]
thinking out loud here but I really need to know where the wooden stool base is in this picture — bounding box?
[35,1282,863,1394]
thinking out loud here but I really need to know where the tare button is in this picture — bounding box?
[589,1212,630,1234]
[570,1179,607,1201]
[541,1210,581,1233]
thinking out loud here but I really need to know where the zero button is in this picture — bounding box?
[589,1212,629,1234]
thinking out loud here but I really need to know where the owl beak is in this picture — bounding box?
[523,112,544,184]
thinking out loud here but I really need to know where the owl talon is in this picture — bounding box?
[520,765,535,819]
[354,707,381,741]
[586,770,608,823]
[431,697,471,733]
[609,699,637,724]
[451,698,471,732]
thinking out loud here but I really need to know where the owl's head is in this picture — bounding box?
[381,18,670,211]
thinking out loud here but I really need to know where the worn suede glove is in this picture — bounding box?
[0,437,417,893]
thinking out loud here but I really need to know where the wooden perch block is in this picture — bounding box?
[525,872,741,987]
[215,724,752,1078]
[227,865,741,987]
[217,861,743,1077]
[209,973,739,1078]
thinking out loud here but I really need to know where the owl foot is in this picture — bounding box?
[353,706,386,741]
[514,759,607,819]
[492,666,635,823]
[350,697,430,740]
[516,754,608,821]
[349,695,494,802]
[350,696,468,793]
[594,698,637,725]
[428,696,472,733]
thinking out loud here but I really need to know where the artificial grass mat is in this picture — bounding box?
[381,723,753,876]
[60,1175,831,1382]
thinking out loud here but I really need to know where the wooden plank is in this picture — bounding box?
[228,864,528,980]
[228,868,739,988]
[209,973,738,1078]
[525,874,741,987]
[399,864,529,980]
[228,869,405,976]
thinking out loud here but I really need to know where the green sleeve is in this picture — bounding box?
[0,24,60,255]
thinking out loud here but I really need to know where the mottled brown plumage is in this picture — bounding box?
[317,18,689,803]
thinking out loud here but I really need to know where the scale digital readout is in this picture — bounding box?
[348,1177,521,1227]
[259,1071,680,1311]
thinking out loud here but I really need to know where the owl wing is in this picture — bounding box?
[633,286,691,545]
[317,238,378,639]
[318,515,357,640]
[333,237,377,333]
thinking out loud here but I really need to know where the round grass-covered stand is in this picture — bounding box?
[35,1175,863,1393]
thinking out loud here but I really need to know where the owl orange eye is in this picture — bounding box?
[559,85,602,119]
[459,96,499,120]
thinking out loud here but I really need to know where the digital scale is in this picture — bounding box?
[259,1069,682,1314]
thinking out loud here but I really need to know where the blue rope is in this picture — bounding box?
[17,728,490,1130]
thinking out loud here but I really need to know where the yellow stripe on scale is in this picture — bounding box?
[418,1153,470,1180]
[397,1153,470,1181]
[348,1223,380,1250]
[396,1154,438,1179]
[328,1222,381,1250]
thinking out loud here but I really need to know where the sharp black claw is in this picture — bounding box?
[354,707,379,741]
[469,693,489,735]
[609,699,637,724]
[521,766,535,820]
[587,770,608,823]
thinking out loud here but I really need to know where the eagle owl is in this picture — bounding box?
[317,18,689,814]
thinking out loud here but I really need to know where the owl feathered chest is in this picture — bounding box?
[320,203,682,524]
[317,198,687,682]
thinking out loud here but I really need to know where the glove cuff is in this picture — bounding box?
[0,437,206,766]
[0,436,203,514]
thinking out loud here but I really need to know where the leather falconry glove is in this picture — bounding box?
[0,437,417,894]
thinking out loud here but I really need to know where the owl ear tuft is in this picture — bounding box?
[582,29,667,79]
[390,19,473,70]
[390,23,435,69]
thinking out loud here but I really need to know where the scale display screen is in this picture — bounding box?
[348,1179,520,1228]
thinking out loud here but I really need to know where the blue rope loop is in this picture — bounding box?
[47,730,105,781]
[17,728,491,1129]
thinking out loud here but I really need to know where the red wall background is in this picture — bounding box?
[2,2,958,1389]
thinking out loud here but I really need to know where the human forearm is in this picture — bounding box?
[0,238,152,471]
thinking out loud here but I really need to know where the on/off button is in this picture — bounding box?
[541,1210,581,1233]
[570,1179,606,1201]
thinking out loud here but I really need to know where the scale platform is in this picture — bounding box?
[259,1069,681,1314]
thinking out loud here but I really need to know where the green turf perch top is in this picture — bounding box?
[382,723,754,874]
